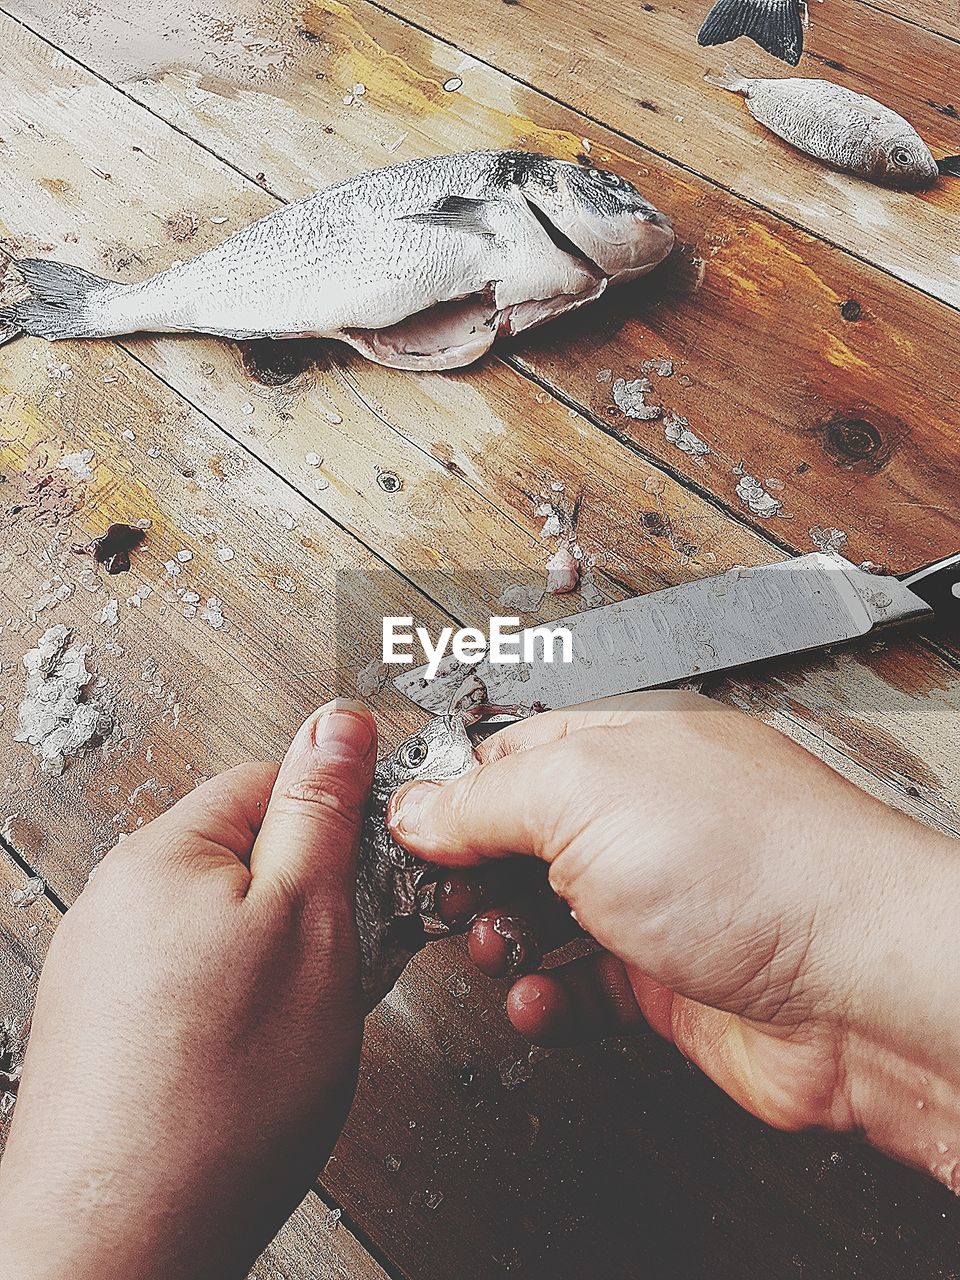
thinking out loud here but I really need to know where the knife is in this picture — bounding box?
[394,551,960,714]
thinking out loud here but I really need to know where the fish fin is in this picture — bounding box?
[704,63,752,95]
[937,155,960,177]
[697,0,804,66]
[0,315,23,347]
[4,258,111,340]
[398,195,496,237]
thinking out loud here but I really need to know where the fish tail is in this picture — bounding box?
[1,258,114,341]
[697,0,804,66]
[704,63,752,95]
[937,155,960,178]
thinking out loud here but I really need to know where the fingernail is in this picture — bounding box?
[389,781,437,837]
[312,699,375,762]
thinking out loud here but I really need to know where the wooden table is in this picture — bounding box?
[1,1,959,1274]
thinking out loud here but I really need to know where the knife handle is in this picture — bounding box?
[898,552,960,621]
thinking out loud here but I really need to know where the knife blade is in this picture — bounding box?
[394,551,960,714]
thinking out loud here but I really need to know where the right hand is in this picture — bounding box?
[388,692,960,1185]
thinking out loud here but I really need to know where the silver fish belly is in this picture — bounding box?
[0,150,674,371]
[708,69,940,188]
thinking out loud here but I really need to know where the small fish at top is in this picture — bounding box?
[707,67,940,188]
[0,150,674,372]
[698,0,810,66]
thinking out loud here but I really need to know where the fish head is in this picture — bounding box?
[877,133,940,188]
[519,156,675,279]
[375,711,477,794]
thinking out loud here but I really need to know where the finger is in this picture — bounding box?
[388,690,708,865]
[474,690,697,765]
[387,736,573,866]
[249,699,376,903]
[505,952,649,1045]
[466,882,580,977]
[468,911,542,978]
[108,762,279,869]
[427,858,549,930]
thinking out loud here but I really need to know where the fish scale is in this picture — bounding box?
[0,149,674,371]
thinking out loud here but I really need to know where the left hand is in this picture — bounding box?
[0,700,376,1280]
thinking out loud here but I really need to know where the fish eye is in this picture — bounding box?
[398,739,429,769]
[891,146,914,167]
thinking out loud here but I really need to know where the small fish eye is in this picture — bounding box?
[891,147,914,167]
[399,739,429,769]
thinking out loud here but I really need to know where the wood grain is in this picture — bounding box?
[364,0,960,298]
[0,11,957,848]
[7,0,957,596]
[859,0,960,40]
[0,331,473,899]
[1,5,960,1280]
[6,0,958,309]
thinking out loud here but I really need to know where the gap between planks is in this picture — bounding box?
[3,0,957,325]
[359,0,960,315]
[0,8,957,844]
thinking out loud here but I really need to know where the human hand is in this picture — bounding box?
[0,700,377,1280]
[389,692,960,1185]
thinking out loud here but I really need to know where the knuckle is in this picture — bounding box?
[436,771,479,835]
[279,776,365,830]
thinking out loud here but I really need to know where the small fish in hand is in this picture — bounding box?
[356,677,537,1007]
[698,0,809,66]
[0,150,674,372]
[707,67,940,188]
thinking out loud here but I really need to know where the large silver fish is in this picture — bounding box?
[0,150,674,371]
[698,0,807,66]
[707,67,940,188]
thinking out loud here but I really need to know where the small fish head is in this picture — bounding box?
[879,135,940,188]
[376,713,476,793]
[522,158,675,278]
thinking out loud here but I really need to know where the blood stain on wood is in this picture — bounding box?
[71,522,146,574]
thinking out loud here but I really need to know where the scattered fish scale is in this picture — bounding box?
[15,625,113,774]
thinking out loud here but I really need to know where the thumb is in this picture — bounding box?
[387,737,571,866]
[250,699,377,903]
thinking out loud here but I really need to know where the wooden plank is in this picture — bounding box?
[0,330,464,900]
[859,0,960,41]
[5,15,960,855]
[327,946,960,1280]
[7,0,957,309]
[251,1194,391,1280]
[1,12,957,848]
[1,14,960,1279]
[8,0,958,597]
